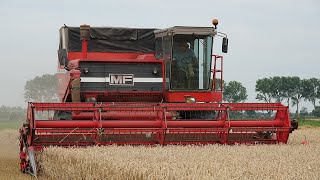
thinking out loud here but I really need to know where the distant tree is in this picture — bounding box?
[24,74,59,102]
[223,81,248,103]
[291,77,303,118]
[214,78,226,92]
[255,78,273,103]
[281,76,297,106]
[300,107,308,117]
[269,76,286,103]
[312,106,320,117]
[301,78,320,109]
[256,76,305,105]
[246,110,256,118]
[0,106,26,121]
[257,76,295,104]
[255,76,320,116]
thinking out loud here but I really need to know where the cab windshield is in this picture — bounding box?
[170,34,213,90]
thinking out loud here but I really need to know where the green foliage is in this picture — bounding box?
[290,77,303,117]
[246,110,256,118]
[298,119,320,127]
[269,76,285,102]
[312,106,320,117]
[0,121,22,129]
[255,76,320,116]
[214,78,226,92]
[223,81,248,103]
[256,76,303,104]
[228,110,273,120]
[0,106,26,122]
[301,78,320,109]
[300,107,309,117]
[255,78,273,103]
[280,76,297,105]
[0,106,25,129]
[24,74,59,102]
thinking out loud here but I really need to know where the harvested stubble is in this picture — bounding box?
[0,129,36,180]
[39,128,320,180]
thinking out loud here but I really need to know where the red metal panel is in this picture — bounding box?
[72,111,175,120]
[35,120,163,128]
[167,121,224,128]
[101,121,162,128]
[36,121,99,128]
[35,120,284,128]
[165,91,222,103]
[82,40,88,59]
[82,92,164,103]
[228,120,284,127]
[68,52,157,62]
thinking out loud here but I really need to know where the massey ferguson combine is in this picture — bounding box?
[19,20,298,176]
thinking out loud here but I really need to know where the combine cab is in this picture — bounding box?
[19,20,298,176]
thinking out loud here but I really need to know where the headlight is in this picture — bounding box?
[152,68,158,75]
[86,97,96,102]
[185,96,196,103]
[83,68,90,74]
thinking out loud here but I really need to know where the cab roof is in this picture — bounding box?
[154,26,216,37]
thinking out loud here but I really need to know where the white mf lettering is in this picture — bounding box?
[109,74,134,85]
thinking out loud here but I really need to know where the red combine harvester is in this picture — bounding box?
[19,20,298,176]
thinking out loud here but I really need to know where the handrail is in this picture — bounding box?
[212,55,223,92]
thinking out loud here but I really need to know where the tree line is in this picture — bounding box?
[0,74,59,121]
[24,74,59,102]
[255,76,320,117]
[221,76,320,117]
[0,106,26,121]
[3,74,319,122]
[20,75,320,117]
[23,74,319,106]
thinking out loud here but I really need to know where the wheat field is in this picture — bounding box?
[37,128,320,180]
[0,129,35,180]
[0,128,319,179]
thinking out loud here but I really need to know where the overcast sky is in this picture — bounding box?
[0,0,319,111]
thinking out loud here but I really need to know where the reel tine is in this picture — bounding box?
[27,146,37,177]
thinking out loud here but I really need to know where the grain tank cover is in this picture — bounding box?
[60,26,157,53]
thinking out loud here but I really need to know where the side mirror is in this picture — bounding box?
[222,37,228,53]
[58,49,68,68]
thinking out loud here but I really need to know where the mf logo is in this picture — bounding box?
[109,74,134,85]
